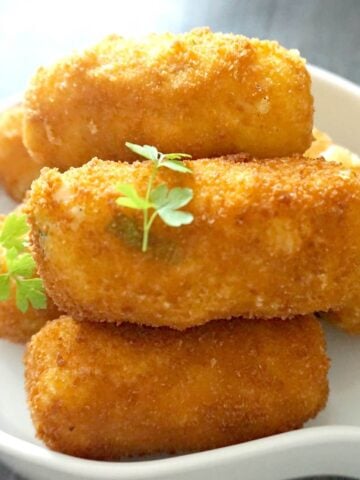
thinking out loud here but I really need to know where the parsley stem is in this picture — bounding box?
[142,211,158,252]
[118,145,193,253]
[142,229,148,252]
[147,211,158,232]
[142,166,158,252]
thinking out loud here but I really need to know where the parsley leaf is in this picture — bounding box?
[6,248,36,277]
[125,142,159,162]
[163,153,192,160]
[0,274,10,301]
[149,184,169,207]
[160,153,192,173]
[151,186,193,226]
[162,187,193,210]
[0,214,29,252]
[116,143,194,252]
[0,213,47,312]
[158,209,194,227]
[160,159,192,173]
[116,184,153,210]
[16,278,47,313]
[156,187,194,227]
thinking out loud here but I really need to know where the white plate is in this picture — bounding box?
[0,66,360,480]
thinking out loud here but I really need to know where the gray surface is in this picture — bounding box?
[0,463,23,480]
[182,0,360,84]
[0,0,360,99]
[0,0,359,479]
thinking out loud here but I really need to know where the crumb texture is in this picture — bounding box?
[26,155,360,329]
[25,315,329,459]
[24,28,313,168]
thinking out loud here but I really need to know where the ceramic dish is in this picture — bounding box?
[0,65,360,480]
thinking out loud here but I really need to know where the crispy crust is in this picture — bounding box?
[0,213,60,343]
[25,315,329,459]
[306,128,360,168]
[0,283,59,343]
[0,105,41,202]
[26,155,360,329]
[307,132,360,334]
[23,28,313,168]
[326,307,360,335]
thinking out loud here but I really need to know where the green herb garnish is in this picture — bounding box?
[116,143,194,252]
[108,213,183,263]
[0,213,47,312]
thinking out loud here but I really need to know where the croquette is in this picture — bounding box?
[26,155,360,329]
[23,28,313,169]
[25,315,329,459]
[307,130,360,334]
[0,213,60,343]
[326,306,360,335]
[306,128,360,168]
[0,283,58,343]
[0,104,41,202]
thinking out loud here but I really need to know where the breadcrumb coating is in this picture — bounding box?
[26,155,360,329]
[24,28,313,168]
[25,315,329,459]
[306,128,360,168]
[307,132,360,334]
[0,105,41,202]
[326,306,360,335]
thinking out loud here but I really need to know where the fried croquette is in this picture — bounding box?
[0,283,58,343]
[325,306,360,335]
[23,28,313,169]
[0,214,60,343]
[307,131,360,335]
[0,104,41,202]
[26,155,360,329]
[25,315,329,459]
[306,128,360,168]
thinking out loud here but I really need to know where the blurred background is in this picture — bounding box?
[0,0,359,100]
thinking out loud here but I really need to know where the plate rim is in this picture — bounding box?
[1,425,360,478]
